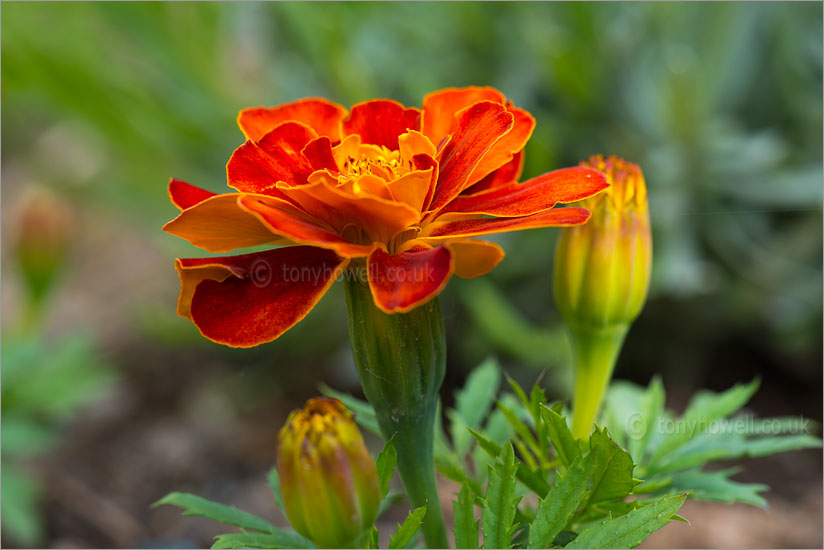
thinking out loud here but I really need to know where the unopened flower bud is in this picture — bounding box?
[553,155,652,438]
[276,397,380,548]
[13,186,73,308]
[554,155,652,331]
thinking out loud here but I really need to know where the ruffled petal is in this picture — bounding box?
[227,122,317,195]
[238,98,347,142]
[276,171,421,245]
[444,239,505,279]
[421,86,506,147]
[367,244,453,313]
[168,179,216,210]
[398,130,437,160]
[386,166,436,213]
[301,137,339,172]
[342,100,421,150]
[465,106,535,187]
[427,101,514,213]
[441,167,608,218]
[177,247,348,347]
[420,207,591,239]
[163,193,287,253]
[463,151,524,194]
[238,194,375,257]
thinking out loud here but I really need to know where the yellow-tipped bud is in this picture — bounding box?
[554,155,652,331]
[554,155,652,439]
[276,397,380,548]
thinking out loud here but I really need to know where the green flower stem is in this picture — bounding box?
[570,324,628,440]
[343,271,448,549]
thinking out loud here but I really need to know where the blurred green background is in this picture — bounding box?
[2,2,821,548]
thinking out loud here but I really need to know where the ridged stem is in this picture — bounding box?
[343,273,448,549]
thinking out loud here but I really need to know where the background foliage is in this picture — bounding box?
[1,2,821,548]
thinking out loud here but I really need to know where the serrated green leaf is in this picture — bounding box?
[318,384,381,436]
[468,428,550,497]
[482,443,520,549]
[153,492,278,534]
[496,400,540,465]
[505,375,532,418]
[668,468,768,507]
[564,494,686,549]
[211,531,312,549]
[514,463,552,498]
[648,379,760,466]
[552,531,578,547]
[453,482,480,549]
[632,475,673,494]
[451,358,501,457]
[527,457,590,549]
[266,467,284,514]
[530,382,550,466]
[586,429,638,505]
[388,505,427,549]
[469,427,503,458]
[541,405,581,468]
[376,438,397,497]
[367,526,380,549]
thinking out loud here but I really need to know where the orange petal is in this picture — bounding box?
[444,239,505,279]
[465,106,535,188]
[342,99,421,150]
[410,154,440,211]
[344,174,394,201]
[398,130,437,160]
[276,172,421,244]
[427,101,514,213]
[463,151,524,194]
[367,244,453,313]
[441,167,608,218]
[302,137,339,172]
[420,207,591,239]
[227,122,317,195]
[238,194,375,257]
[386,166,436,213]
[421,86,506,148]
[178,247,348,347]
[169,179,216,210]
[163,193,287,253]
[238,98,347,142]
[332,134,363,169]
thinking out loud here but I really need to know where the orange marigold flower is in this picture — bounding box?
[164,87,609,347]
